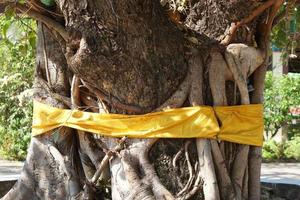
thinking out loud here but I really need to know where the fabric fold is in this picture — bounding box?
[32,101,263,146]
[214,104,264,146]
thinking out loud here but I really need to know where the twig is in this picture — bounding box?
[272,7,286,27]
[17,17,37,34]
[90,137,127,184]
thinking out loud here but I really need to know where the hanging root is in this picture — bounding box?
[154,70,191,111]
[173,140,207,200]
[249,2,284,199]
[196,139,220,200]
[70,75,115,196]
[208,51,228,106]
[187,48,220,200]
[230,145,250,199]
[224,44,264,105]
[210,140,236,199]
[78,132,106,179]
[225,50,249,104]
[188,48,203,106]
[177,167,202,200]
[223,44,267,199]
[176,141,194,197]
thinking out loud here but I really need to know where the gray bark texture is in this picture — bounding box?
[1,0,284,199]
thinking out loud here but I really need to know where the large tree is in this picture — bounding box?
[1,0,292,199]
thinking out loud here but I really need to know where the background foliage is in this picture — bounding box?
[264,72,300,139]
[263,72,300,161]
[271,2,300,61]
[0,15,36,160]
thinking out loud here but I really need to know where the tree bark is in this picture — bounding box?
[2,0,284,199]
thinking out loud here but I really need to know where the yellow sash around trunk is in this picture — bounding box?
[32,101,264,146]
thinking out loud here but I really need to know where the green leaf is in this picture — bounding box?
[28,33,36,48]
[2,22,10,38]
[18,45,28,55]
[18,0,26,4]
[4,6,15,20]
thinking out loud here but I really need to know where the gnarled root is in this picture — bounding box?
[2,136,82,200]
[109,139,174,200]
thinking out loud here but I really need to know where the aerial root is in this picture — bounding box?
[176,141,194,197]
[188,48,203,106]
[154,71,191,112]
[172,145,184,169]
[210,140,236,199]
[174,141,203,200]
[224,50,250,105]
[230,144,249,199]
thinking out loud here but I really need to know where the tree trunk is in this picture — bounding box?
[2,0,283,199]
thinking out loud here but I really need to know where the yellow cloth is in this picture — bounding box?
[215,105,264,146]
[32,101,264,146]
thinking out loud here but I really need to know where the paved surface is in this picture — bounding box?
[0,160,299,185]
[0,160,23,181]
[261,163,300,186]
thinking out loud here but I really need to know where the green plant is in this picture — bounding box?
[0,15,36,160]
[262,140,286,161]
[263,135,300,162]
[264,72,300,140]
[284,135,300,160]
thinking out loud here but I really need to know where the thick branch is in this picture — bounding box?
[221,0,278,45]
[249,2,284,199]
